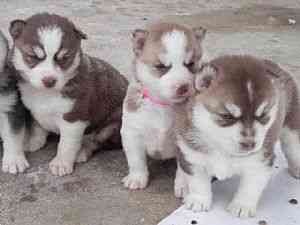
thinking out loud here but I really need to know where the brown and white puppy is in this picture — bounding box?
[121,22,207,190]
[9,13,128,176]
[175,55,300,217]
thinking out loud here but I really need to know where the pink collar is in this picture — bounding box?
[142,88,171,106]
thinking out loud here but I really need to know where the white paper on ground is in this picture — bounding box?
[158,145,300,225]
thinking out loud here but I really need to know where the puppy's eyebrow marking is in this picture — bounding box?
[247,80,254,103]
[33,46,45,59]
[56,48,68,60]
[255,101,268,117]
[225,103,241,118]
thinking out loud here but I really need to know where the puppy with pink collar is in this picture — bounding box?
[121,22,207,192]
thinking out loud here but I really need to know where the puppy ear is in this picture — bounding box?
[132,29,148,57]
[192,26,206,42]
[74,27,87,40]
[9,19,26,40]
[195,64,218,92]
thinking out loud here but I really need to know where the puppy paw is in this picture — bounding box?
[122,172,149,190]
[174,176,188,198]
[184,194,212,212]
[2,154,29,174]
[49,157,74,176]
[227,201,256,218]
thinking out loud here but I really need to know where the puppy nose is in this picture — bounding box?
[240,141,256,151]
[241,128,255,137]
[176,84,190,96]
[42,76,57,88]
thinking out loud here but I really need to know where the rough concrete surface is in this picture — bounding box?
[0,1,300,225]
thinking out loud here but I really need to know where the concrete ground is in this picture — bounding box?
[0,1,300,225]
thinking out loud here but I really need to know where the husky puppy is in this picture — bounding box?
[175,55,300,217]
[121,22,207,190]
[9,13,128,176]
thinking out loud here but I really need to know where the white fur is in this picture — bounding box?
[56,48,68,60]
[38,26,62,56]
[225,103,241,118]
[255,101,268,117]
[20,83,74,133]
[49,118,87,176]
[193,102,278,156]
[12,27,80,91]
[33,46,45,59]
[0,112,29,174]
[247,80,254,103]
[0,93,29,174]
[19,82,88,176]
[280,127,300,178]
[177,100,278,217]
[174,164,189,198]
[121,96,176,189]
[178,136,272,217]
[161,31,187,65]
[123,29,206,190]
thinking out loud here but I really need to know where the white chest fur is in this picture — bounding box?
[19,83,75,134]
[178,138,267,180]
[123,99,176,159]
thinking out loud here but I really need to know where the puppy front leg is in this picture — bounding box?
[184,169,212,212]
[174,164,188,198]
[49,119,87,176]
[1,114,29,174]
[121,128,148,189]
[227,166,272,218]
[280,127,300,178]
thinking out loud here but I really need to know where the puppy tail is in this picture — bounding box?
[0,30,9,72]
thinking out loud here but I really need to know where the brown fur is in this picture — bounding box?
[61,54,128,146]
